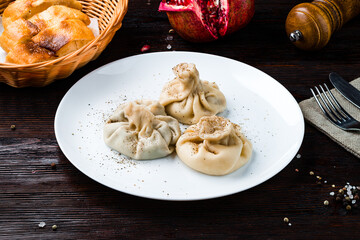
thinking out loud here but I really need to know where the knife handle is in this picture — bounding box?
[285,0,360,50]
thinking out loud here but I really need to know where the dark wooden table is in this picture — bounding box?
[1,0,360,239]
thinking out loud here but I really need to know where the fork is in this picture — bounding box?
[310,83,360,131]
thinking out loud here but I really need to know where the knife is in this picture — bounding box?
[329,72,360,110]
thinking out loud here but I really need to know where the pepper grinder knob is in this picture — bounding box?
[289,30,303,42]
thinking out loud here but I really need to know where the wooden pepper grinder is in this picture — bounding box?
[285,0,360,50]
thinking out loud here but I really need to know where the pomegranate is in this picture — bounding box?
[159,0,254,42]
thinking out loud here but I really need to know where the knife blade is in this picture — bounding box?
[329,72,360,110]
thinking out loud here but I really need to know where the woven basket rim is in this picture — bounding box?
[0,0,128,69]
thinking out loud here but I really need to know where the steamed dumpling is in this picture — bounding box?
[104,100,181,160]
[159,63,226,124]
[176,115,252,176]
[131,99,167,116]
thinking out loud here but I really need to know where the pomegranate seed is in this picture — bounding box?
[141,45,150,52]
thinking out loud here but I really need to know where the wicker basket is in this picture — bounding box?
[0,0,128,87]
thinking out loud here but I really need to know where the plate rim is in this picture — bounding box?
[54,51,305,201]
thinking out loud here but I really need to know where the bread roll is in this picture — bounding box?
[31,19,94,57]
[2,0,82,29]
[0,19,40,53]
[0,0,95,64]
[28,5,90,30]
[6,41,56,64]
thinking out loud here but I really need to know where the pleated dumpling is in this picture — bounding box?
[104,100,181,160]
[159,63,226,124]
[176,115,252,176]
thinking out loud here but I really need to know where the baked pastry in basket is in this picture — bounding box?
[0,19,40,53]
[6,19,95,64]
[0,0,95,64]
[2,0,82,29]
[29,5,90,30]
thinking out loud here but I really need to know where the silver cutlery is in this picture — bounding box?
[329,72,360,110]
[310,83,360,131]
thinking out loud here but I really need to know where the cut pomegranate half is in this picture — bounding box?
[159,0,254,42]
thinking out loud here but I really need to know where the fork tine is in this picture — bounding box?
[314,86,342,123]
[310,83,360,131]
[319,85,346,121]
[324,83,351,119]
[310,88,340,124]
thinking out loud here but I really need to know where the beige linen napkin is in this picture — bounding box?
[299,78,360,158]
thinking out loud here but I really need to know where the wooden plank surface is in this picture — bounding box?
[1,0,360,238]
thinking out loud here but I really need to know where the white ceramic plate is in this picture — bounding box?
[55,51,304,201]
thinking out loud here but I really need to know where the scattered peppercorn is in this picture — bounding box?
[10,125,16,130]
[283,217,289,223]
[324,200,329,206]
[330,183,359,211]
[51,163,56,170]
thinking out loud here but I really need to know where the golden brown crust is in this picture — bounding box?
[28,5,90,30]
[6,41,57,64]
[0,19,40,52]
[0,0,95,64]
[32,19,95,57]
[2,0,83,29]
